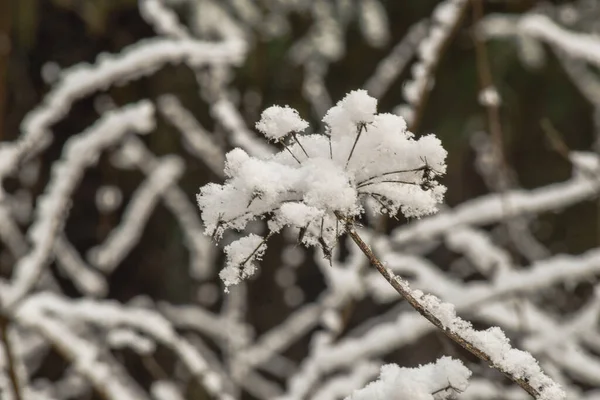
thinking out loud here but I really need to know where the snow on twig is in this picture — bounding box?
[342,217,564,399]
[2,102,155,309]
[0,38,245,185]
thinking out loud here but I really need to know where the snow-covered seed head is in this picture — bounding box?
[323,89,378,138]
[198,89,447,290]
[255,105,309,141]
[220,234,267,290]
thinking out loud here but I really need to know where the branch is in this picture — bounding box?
[406,0,470,132]
[0,314,23,400]
[337,212,564,399]
[1,102,156,310]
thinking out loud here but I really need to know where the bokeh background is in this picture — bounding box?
[2,0,600,398]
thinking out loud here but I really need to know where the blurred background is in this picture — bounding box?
[2,0,600,399]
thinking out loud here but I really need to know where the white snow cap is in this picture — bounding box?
[198,89,447,289]
[346,357,471,400]
[256,105,309,141]
[220,234,266,289]
[323,89,378,138]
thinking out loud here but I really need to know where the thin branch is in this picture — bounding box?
[541,118,599,180]
[336,212,554,399]
[472,0,510,192]
[291,132,310,158]
[346,123,366,168]
[0,0,10,143]
[356,165,427,187]
[358,179,419,190]
[282,142,302,164]
[238,233,273,271]
[361,192,398,219]
[540,118,572,162]
[409,1,470,132]
[142,355,169,381]
[0,315,23,400]
[432,383,461,396]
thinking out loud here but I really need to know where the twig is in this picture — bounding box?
[472,0,510,191]
[409,1,470,132]
[540,118,571,162]
[336,212,550,399]
[346,123,366,168]
[0,314,23,400]
[142,355,169,380]
[0,0,10,143]
[432,383,461,396]
[541,118,599,179]
[291,132,310,158]
[282,142,302,164]
[357,179,419,190]
[356,165,427,187]
[471,0,533,261]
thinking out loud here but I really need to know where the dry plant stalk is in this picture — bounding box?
[338,212,544,399]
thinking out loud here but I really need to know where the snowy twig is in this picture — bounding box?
[339,212,564,399]
[392,152,600,245]
[364,20,428,99]
[0,39,245,185]
[2,101,156,309]
[400,0,469,129]
[345,357,470,400]
[157,95,225,175]
[89,155,185,273]
[0,315,23,400]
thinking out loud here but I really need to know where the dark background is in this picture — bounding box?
[1,0,598,398]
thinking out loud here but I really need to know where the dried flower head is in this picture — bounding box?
[197,90,447,290]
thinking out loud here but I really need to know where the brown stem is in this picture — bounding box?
[540,119,571,162]
[0,315,23,400]
[357,165,427,187]
[471,0,531,259]
[357,179,419,190]
[235,233,273,274]
[291,132,310,158]
[541,119,600,182]
[336,212,542,398]
[282,142,301,164]
[345,123,365,168]
[142,355,169,380]
[472,0,510,192]
[432,384,461,396]
[0,0,11,142]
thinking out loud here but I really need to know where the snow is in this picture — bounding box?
[197,90,447,288]
[322,89,377,138]
[345,357,471,400]
[270,202,324,234]
[1,102,155,309]
[256,106,309,141]
[408,288,566,400]
[221,234,267,288]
